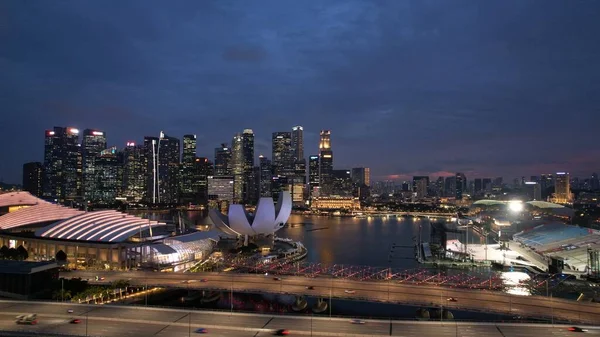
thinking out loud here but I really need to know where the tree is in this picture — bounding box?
[16,245,28,261]
[6,248,18,260]
[55,250,67,262]
[0,245,9,259]
[52,289,72,301]
[112,279,130,289]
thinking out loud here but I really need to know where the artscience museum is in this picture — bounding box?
[209,191,292,248]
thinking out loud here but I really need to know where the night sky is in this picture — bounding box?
[2,0,600,184]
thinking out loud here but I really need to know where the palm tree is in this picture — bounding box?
[52,289,72,301]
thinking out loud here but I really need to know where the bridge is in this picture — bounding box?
[358,211,456,218]
[0,300,598,337]
[64,270,600,324]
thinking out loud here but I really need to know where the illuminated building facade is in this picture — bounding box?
[311,197,360,211]
[272,132,293,177]
[242,129,256,204]
[81,129,107,203]
[455,173,466,200]
[180,134,197,203]
[144,132,180,204]
[258,155,272,197]
[214,143,232,176]
[524,181,542,201]
[412,176,429,199]
[332,170,353,196]
[291,126,304,162]
[351,167,370,187]
[207,176,234,203]
[22,162,43,197]
[43,127,81,203]
[552,172,572,204]
[308,155,320,197]
[194,157,212,203]
[318,130,333,195]
[231,133,244,203]
[93,147,121,204]
[122,142,146,203]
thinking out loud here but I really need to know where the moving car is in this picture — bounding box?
[200,279,208,283]
[350,319,366,324]
[67,309,74,313]
[306,286,314,290]
[70,319,81,324]
[568,327,587,332]
[195,328,208,333]
[447,297,457,302]
[274,329,290,335]
[16,314,37,325]
[273,277,282,281]
[345,290,356,294]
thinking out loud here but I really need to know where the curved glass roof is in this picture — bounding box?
[0,202,85,230]
[0,191,43,208]
[35,210,167,243]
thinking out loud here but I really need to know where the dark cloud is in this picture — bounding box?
[1,0,600,183]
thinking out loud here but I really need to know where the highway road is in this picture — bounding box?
[64,270,600,324]
[0,300,598,337]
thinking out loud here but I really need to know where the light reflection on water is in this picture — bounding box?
[500,271,532,296]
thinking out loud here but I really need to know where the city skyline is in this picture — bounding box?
[2,1,600,183]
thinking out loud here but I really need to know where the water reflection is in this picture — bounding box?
[501,271,532,296]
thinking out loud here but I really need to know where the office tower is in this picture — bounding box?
[194,157,212,203]
[473,179,482,195]
[259,155,272,197]
[230,133,244,203]
[22,162,43,197]
[271,175,289,198]
[308,155,320,197]
[207,176,234,203]
[291,126,304,162]
[180,134,197,203]
[93,147,120,204]
[272,132,293,178]
[553,172,572,204]
[242,129,256,204]
[482,178,492,194]
[214,143,232,176]
[592,173,600,191]
[524,182,542,201]
[444,176,456,198]
[351,168,370,186]
[122,142,146,203]
[455,173,466,200]
[43,127,81,203]
[81,129,107,202]
[433,177,445,197]
[412,176,429,199]
[144,132,180,204]
[332,170,354,196]
[318,130,333,195]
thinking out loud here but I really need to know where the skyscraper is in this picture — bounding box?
[214,143,232,176]
[231,133,244,203]
[455,173,466,200]
[22,162,43,197]
[259,155,272,197]
[308,155,320,197]
[94,146,121,204]
[318,130,333,195]
[144,132,180,204]
[242,129,256,204]
[412,176,429,199]
[553,172,572,204]
[272,132,293,177]
[181,135,197,203]
[122,142,146,202]
[43,127,81,203]
[351,167,370,186]
[82,129,107,202]
[291,126,304,162]
[194,157,212,203]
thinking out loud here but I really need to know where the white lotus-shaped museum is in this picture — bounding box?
[209,191,292,237]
